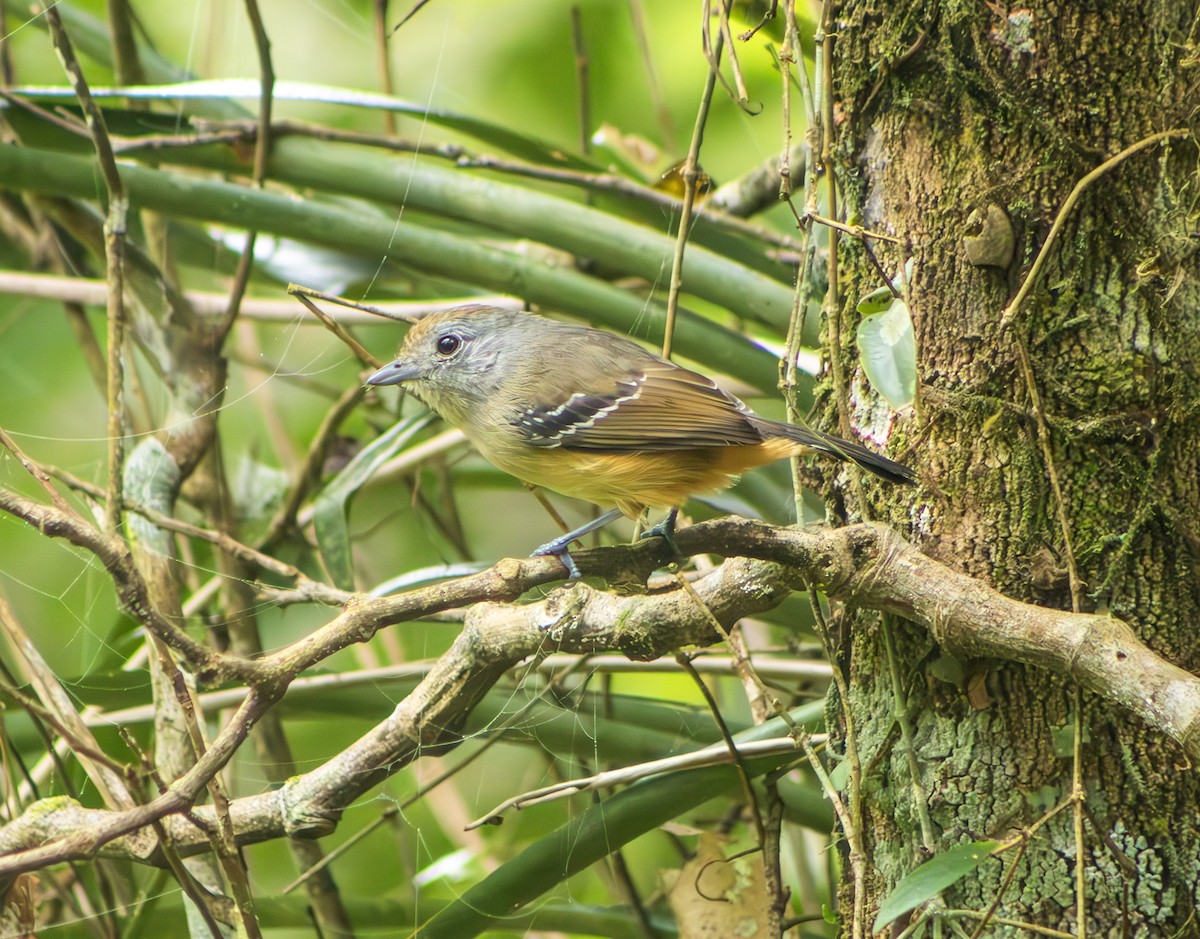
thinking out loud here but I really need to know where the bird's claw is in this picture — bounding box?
[531,536,583,581]
[639,507,681,558]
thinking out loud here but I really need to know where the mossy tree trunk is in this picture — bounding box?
[830,2,1199,933]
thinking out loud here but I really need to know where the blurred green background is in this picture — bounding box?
[1,0,811,670]
[0,2,837,936]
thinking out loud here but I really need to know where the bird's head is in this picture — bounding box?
[366,305,533,422]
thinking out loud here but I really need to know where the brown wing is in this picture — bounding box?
[512,359,767,451]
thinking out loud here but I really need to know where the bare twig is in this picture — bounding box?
[881,614,936,852]
[44,6,128,536]
[677,649,767,846]
[570,6,591,156]
[1000,129,1190,329]
[661,11,721,359]
[629,0,675,150]
[291,290,382,367]
[213,0,276,348]
[466,737,807,829]
[374,0,397,135]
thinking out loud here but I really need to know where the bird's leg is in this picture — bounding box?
[639,507,680,556]
[531,508,625,580]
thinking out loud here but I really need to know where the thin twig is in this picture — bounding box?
[817,0,845,436]
[880,614,936,852]
[0,427,77,516]
[1011,334,1084,611]
[967,838,1029,939]
[676,651,766,847]
[806,211,902,244]
[797,728,859,866]
[44,7,128,536]
[465,737,809,829]
[374,0,397,136]
[674,571,798,734]
[660,11,721,359]
[781,0,822,522]
[214,0,276,346]
[0,627,131,798]
[1000,129,1190,328]
[570,6,591,157]
[629,0,674,151]
[291,291,382,367]
[779,0,825,524]
[121,727,231,939]
[36,459,330,592]
[948,911,1076,939]
[778,12,797,202]
[259,382,366,550]
[1072,686,1088,939]
[287,283,420,322]
[1002,133,1192,630]
[739,0,779,41]
[717,6,753,109]
[809,581,867,939]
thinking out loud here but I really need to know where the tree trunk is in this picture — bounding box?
[832,1,1199,934]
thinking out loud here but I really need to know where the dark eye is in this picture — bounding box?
[435,334,462,356]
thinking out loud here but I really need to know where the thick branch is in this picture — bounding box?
[0,517,1195,878]
[0,555,785,875]
[662,519,1200,757]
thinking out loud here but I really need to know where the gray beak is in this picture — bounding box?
[366,360,422,386]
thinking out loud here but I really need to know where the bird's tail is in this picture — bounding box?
[757,418,916,485]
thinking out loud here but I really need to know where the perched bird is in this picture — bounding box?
[367,306,914,578]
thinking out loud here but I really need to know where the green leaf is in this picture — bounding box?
[828,755,853,792]
[232,454,291,544]
[856,281,898,315]
[312,414,432,590]
[873,840,999,931]
[856,259,917,408]
[123,438,182,556]
[1052,721,1090,757]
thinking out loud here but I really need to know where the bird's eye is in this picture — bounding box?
[435,334,462,356]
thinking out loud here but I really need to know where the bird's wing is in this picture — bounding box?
[512,359,767,451]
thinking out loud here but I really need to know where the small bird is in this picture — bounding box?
[367,306,914,578]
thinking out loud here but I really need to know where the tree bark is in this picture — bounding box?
[832,1,1200,933]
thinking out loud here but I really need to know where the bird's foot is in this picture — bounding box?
[530,507,625,581]
[530,535,584,581]
[639,507,681,558]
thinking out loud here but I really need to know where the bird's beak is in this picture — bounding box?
[366,359,422,386]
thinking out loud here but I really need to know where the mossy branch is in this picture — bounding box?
[0,508,1194,884]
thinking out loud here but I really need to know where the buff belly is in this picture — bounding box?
[470,435,806,518]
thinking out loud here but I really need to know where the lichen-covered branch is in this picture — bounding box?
[0,515,1194,881]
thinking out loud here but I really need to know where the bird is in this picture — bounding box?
[366,305,914,578]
